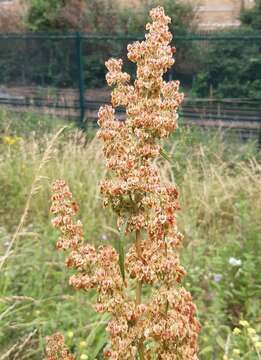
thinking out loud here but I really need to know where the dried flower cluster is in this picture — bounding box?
[49,6,200,360]
[46,332,75,360]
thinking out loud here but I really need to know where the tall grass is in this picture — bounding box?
[0,126,260,359]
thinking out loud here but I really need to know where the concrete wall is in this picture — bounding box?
[195,0,255,30]
[0,0,16,7]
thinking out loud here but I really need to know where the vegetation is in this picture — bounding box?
[0,0,197,89]
[0,108,260,359]
[46,8,201,359]
[0,2,261,358]
[0,109,70,136]
[240,0,261,30]
[191,31,261,99]
[192,0,261,99]
[25,0,196,34]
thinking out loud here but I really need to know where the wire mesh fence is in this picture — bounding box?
[0,32,260,140]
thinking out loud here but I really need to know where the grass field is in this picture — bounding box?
[0,110,260,359]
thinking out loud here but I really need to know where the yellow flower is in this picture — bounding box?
[3,136,16,145]
[66,331,74,338]
[80,355,88,360]
[233,349,240,355]
[253,336,260,344]
[255,342,261,350]
[80,341,87,348]
[233,328,241,335]
[239,320,249,327]
[247,328,256,336]
[2,135,22,145]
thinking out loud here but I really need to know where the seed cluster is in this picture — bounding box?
[46,332,75,360]
[49,6,200,360]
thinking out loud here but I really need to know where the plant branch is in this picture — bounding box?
[135,229,145,360]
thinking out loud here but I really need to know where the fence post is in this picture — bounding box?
[75,32,85,126]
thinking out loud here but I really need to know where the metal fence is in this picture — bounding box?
[0,32,261,139]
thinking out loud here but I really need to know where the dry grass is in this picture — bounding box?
[0,127,66,272]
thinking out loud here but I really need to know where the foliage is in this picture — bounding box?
[191,31,261,99]
[192,0,261,99]
[22,0,82,32]
[240,0,261,30]
[0,109,69,135]
[26,0,63,31]
[0,1,197,89]
[25,0,196,34]
[117,0,197,35]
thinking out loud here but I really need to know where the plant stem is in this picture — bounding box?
[135,230,142,306]
[135,230,145,360]
[164,240,169,315]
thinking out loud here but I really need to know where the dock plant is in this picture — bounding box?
[48,6,200,360]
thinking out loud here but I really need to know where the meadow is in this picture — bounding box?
[0,110,260,359]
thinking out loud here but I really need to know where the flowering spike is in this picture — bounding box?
[49,6,200,360]
[45,333,75,360]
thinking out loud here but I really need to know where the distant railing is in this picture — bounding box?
[0,31,260,140]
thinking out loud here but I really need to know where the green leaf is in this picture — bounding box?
[91,329,107,359]
[216,335,225,349]
[86,313,110,359]
[199,346,213,355]
[160,149,174,164]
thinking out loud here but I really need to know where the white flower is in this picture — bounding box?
[228,257,242,267]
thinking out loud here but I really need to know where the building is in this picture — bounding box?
[195,0,255,30]
[0,0,15,5]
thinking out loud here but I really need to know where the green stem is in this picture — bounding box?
[135,230,143,306]
[135,230,145,360]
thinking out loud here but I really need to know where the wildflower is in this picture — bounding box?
[213,273,222,282]
[80,355,88,360]
[233,327,241,335]
[232,349,240,355]
[46,332,75,360]
[253,335,261,343]
[255,341,261,350]
[2,135,19,145]
[49,6,200,359]
[79,341,87,348]
[247,327,256,336]
[67,331,74,338]
[228,257,242,267]
[239,320,249,327]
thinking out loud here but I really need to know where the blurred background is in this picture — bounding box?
[0,0,260,141]
[0,1,260,359]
